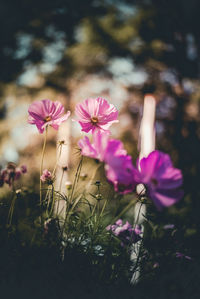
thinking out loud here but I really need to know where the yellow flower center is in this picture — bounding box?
[91,116,98,124]
[44,116,51,122]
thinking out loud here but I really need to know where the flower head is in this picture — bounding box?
[0,162,27,188]
[40,169,53,184]
[75,97,118,134]
[105,155,137,194]
[107,219,142,246]
[28,99,70,134]
[78,131,110,161]
[137,150,183,210]
[65,181,72,190]
[78,131,137,194]
[78,131,125,162]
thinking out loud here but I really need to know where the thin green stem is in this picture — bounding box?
[7,192,16,226]
[91,201,98,217]
[61,157,83,237]
[54,169,65,217]
[131,201,145,284]
[59,169,64,193]
[112,197,138,224]
[46,185,52,210]
[50,184,55,216]
[52,143,63,176]
[99,198,108,218]
[69,156,83,205]
[44,144,63,211]
[40,126,48,207]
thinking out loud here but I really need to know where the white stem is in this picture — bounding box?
[139,94,156,161]
[131,94,156,285]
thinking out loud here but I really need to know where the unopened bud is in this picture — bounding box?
[65,181,72,190]
[80,173,87,180]
[58,140,65,145]
[95,193,102,201]
[136,184,146,196]
[16,189,22,194]
[62,166,68,171]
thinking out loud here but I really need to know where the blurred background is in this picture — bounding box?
[0,0,200,250]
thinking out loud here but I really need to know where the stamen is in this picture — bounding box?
[91,116,98,124]
[44,116,51,122]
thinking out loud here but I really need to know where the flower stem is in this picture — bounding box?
[50,184,55,216]
[59,169,64,193]
[112,197,137,224]
[40,126,48,208]
[61,157,83,237]
[69,156,83,205]
[99,198,108,218]
[7,193,16,226]
[44,144,63,212]
[52,143,63,176]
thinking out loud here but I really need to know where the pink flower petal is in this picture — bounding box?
[137,150,183,210]
[74,97,118,134]
[28,99,70,133]
[78,136,98,159]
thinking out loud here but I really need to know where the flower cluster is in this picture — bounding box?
[106,219,142,246]
[0,163,27,188]
[78,130,137,194]
[27,97,183,210]
[76,98,183,209]
[40,169,53,184]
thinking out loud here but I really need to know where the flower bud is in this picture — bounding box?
[65,181,72,190]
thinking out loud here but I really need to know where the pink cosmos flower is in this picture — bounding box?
[74,97,119,133]
[40,169,53,183]
[136,150,183,210]
[78,131,110,161]
[78,131,126,162]
[28,99,70,134]
[78,131,137,194]
[105,154,137,194]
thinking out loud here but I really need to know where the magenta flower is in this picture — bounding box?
[78,131,126,162]
[28,99,70,134]
[105,155,137,194]
[75,97,118,133]
[78,131,110,161]
[78,131,136,194]
[40,169,53,184]
[106,219,142,246]
[137,150,183,210]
